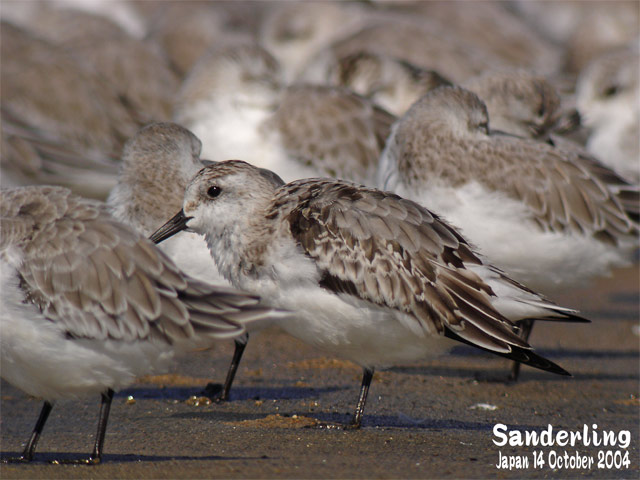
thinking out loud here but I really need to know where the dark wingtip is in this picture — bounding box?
[149,210,192,244]
[520,349,571,376]
[558,312,591,323]
[529,311,591,323]
[444,327,572,377]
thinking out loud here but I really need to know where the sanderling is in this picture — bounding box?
[0,21,141,199]
[151,160,586,428]
[107,122,224,284]
[395,1,562,75]
[563,4,639,76]
[576,46,640,181]
[19,3,127,42]
[173,41,395,185]
[302,16,504,85]
[511,1,638,74]
[299,51,452,116]
[108,122,284,401]
[509,0,591,45]
[379,86,638,379]
[463,69,563,140]
[258,1,379,82]
[0,185,282,463]
[22,6,179,123]
[142,2,250,78]
[463,69,588,150]
[0,0,146,39]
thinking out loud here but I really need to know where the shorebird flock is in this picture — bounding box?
[1,0,638,463]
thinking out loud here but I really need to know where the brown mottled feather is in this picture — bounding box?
[1,186,278,344]
[394,87,638,244]
[0,23,143,199]
[267,85,395,183]
[273,179,528,351]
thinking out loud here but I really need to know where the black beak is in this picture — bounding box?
[149,210,192,244]
[201,159,217,167]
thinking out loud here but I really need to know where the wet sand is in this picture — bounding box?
[1,264,638,479]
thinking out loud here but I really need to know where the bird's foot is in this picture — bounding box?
[473,371,518,385]
[50,456,101,465]
[203,383,229,403]
[307,421,361,431]
[1,455,32,463]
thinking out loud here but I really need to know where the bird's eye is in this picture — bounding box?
[602,85,619,98]
[207,186,221,198]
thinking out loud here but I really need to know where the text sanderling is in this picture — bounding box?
[492,423,631,471]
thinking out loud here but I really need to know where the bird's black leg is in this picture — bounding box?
[206,334,249,402]
[88,388,114,464]
[509,319,535,382]
[23,401,53,461]
[345,367,375,430]
[55,388,114,465]
[2,401,54,463]
[310,367,375,430]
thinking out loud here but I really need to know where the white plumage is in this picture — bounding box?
[151,160,586,428]
[1,185,283,462]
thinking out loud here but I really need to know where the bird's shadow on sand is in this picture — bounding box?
[169,408,541,432]
[313,412,506,430]
[388,365,639,382]
[388,346,639,381]
[448,345,639,359]
[0,452,262,464]
[371,416,549,431]
[117,385,345,402]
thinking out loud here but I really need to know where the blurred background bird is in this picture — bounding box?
[1,0,637,385]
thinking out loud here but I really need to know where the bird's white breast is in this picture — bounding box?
[0,258,174,401]
[395,181,631,294]
[220,239,454,368]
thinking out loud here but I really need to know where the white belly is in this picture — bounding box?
[397,181,631,294]
[244,275,455,368]
[1,264,174,401]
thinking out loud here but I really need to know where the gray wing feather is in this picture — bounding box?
[475,137,639,243]
[278,179,528,354]
[269,85,396,182]
[2,186,281,345]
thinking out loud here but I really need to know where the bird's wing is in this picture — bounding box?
[474,136,638,243]
[280,180,528,349]
[1,106,120,200]
[7,188,274,344]
[278,179,572,374]
[268,85,396,183]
